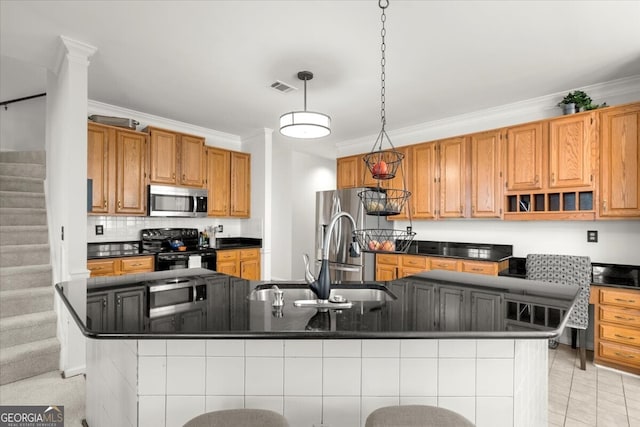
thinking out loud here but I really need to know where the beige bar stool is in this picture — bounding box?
[365,405,475,427]
[183,409,289,427]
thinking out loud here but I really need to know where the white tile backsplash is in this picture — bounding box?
[244,396,284,414]
[361,397,400,427]
[246,339,284,357]
[438,359,476,396]
[206,357,245,395]
[362,358,400,396]
[439,339,477,358]
[205,395,245,412]
[323,339,361,357]
[284,357,322,395]
[138,395,165,427]
[284,339,322,357]
[323,357,362,396]
[362,339,400,357]
[167,340,205,356]
[206,339,244,357]
[401,339,438,358]
[166,356,206,395]
[138,356,166,396]
[245,357,283,395]
[438,397,476,425]
[477,359,514,396]
[323,396,361,427]
[476,396,514,427]
[138,340,166,356]
[284,396,322,427]
[400,358,438,396]
[165,396,205,427]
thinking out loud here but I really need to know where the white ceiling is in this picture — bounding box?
[2,0,640,152]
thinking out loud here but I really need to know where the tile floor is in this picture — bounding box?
[0,344,638,426]
[548,344,640,427]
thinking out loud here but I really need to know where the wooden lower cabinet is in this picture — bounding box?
[216,248,261,280]
[591,286,640,375]
[87,256,155,277]
[376,254,507,280]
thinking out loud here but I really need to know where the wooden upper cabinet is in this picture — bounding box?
[206,147,231,216]
[337,155,361,189]
[230,151,251,217]
[148,128,177,185]
[470,130,503,218]
[411,142,438,219]
[115,130,146,215]
[146,127,205,188]
[548,112,594,189]
[599,103,640,218]
[180,135,205,187]
[87,122,147,216]
[439,137,467,218]
[506,122,544,191]
[88,123,111,213]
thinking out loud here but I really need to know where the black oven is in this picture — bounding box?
[156,249,217,271]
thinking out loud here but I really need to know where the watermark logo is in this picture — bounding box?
[0,405,64,427]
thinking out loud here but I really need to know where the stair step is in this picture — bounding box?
[0,287,54,318]
[0,337,60,385]
[0,208,47,226]
[0,175,43,193]
[0,265,52,291]
[0,191,46,209]
[0,310,57,347]
[0,162,46,180]
[0,151,45,165]
[0,243,49,268]
[0,226,49,245]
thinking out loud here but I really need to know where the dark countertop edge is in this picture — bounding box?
[87,252,155,260]
[415,253,511,262]
[214,244,262,250]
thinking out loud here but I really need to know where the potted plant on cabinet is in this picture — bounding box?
[557,90,593,114]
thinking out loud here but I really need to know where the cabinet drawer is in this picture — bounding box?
[600,324,640,348]
[600,306,640,328]
[600,288,640,309]
[120,256,154,273]
[87,260,117,277]
[240,248,259,260]
[217,250,239,262]
[401,255,428,269]
[429,257,460,271]
[461,260,497,275]
[377,254,399,265]
[599,341,640,367]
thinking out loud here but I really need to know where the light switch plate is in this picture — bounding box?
[587,230,598,242]
[95,225,104,235]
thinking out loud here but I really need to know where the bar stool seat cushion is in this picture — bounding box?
[183,409,289,427]
[365,405,475,427]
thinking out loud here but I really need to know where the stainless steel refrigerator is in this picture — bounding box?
[315,188,392,283]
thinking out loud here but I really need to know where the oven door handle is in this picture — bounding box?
[149,279,195,292]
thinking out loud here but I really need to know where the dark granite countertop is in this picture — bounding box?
[56,269,578,340]
[402,240,512,262]
[499,257,640,289]
[213,237,262,250]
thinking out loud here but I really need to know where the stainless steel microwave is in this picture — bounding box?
[148,185,208,217]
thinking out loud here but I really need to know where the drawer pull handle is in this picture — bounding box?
[130,263,142,267]
[93,267,103,270]
[471,268,483,272]
[615,298,636,303]
[614,352,635,359]
[614,315,636,321]
[614,334,635,341]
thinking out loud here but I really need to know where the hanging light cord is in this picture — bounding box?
[379,0,388,130]
[303,75,308,111]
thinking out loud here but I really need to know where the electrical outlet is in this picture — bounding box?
[587,230,598,242]
[95,225,104,235]
[216,225,223,233]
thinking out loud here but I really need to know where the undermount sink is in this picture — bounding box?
[248,283,397,307]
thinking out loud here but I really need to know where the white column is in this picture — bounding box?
[46,35,97,376]
[242,129,273,280]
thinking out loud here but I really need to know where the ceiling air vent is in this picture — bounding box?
[270,80,297,94]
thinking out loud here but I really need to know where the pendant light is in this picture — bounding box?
[353,0,416,254]
[279,71,331,139]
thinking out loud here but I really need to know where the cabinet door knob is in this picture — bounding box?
[103,200,107,209]
[602,200,607,211]
[102,298,107,307]
[118,200,122,209]
[551,173,555,184]
[183,174,186,181]
[117,297,121,306]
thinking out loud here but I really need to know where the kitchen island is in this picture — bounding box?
[57,268,579,427]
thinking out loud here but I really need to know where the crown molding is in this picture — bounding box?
[88,99,242,148]
[338,75,640,156]
[53,36,97,74]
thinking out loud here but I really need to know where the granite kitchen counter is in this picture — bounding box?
[403,240,512,262]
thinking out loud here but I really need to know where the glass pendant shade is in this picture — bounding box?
[279,111,331,138]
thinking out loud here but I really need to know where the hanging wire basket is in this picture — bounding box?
[358,188,411,216]
[362,149,404,180]
[353,227,416,253]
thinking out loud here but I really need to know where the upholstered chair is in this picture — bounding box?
[365,405,475,427]
[526,254,591,370]
[183,409,289,427]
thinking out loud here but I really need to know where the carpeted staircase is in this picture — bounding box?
[0,151,60,385]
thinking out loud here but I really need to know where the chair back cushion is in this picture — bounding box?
[183,409,289,427]
[526,254,591,329]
